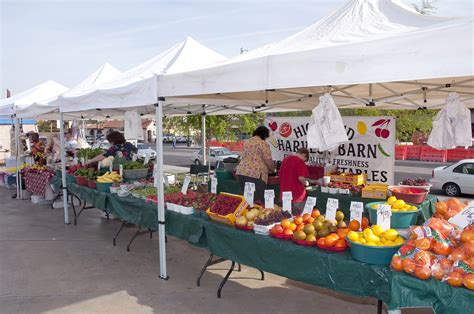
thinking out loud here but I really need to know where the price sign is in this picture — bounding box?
[349,201,364,229]
[325,198,338,223]
[97,161,102,169]
[109,163,113,173]
[144,154,150,165]
[132,154,137,162]
[264,190,275,209]
[302,197,317,215]
[282,191,293,213]
[244,182,256,207]
[181,176,191,194]
[448,204,474,229]
[73,157,79,165]
[119,164,123,177]
[376,204,392,231]
[210,177,218,194]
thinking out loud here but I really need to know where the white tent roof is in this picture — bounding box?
[63,62,121,96]
[57,37,228,115]
[158,0,474,110]
[0,80,69,118]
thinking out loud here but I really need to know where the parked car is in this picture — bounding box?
[191,147,239,167]
[137,143,156,159]
[430,159,474,196]
[92,140,111,150]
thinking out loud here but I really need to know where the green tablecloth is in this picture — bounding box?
[50,176,62,191]
[389,272,474,313]
[307,189,437,224]
[204,221,393,304]
[106,194,157,230]
[68,183,108,211]
[166,211,208,248]
[64,183,474,313]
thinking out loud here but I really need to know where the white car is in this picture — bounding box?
[191,147,239,167]
[136,143,156,159]
[430,159,474,196]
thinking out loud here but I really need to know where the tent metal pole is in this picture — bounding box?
[14,117,21,199]
[202,108,206,166]
[59,113,69,224]
[155,98,168,280]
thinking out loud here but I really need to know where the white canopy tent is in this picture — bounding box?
[0,80,69,201]
[54,0,474,281]
[56,37,230,280]
[0,80,69,118]
[157,0,473,110]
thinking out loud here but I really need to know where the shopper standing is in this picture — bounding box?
[236,126,275,203]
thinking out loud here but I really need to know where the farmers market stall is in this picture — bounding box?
[48,175,474,313]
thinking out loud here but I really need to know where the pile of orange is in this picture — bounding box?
[391,220,474,290]
[434,198,466,220]
[271,209,320,237]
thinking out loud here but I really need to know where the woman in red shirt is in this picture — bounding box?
[279,148,317,212]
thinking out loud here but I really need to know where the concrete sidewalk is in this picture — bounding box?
[0,188,432,314]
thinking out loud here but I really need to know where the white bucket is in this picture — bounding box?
[31,195,45,204]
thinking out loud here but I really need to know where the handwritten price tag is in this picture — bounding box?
[264,190,275,209]
[210,177,218,194]
[282,191,293,213]
[119,164,123,177]
[325,198,338,223]
[144,154,150,165]
[244,182,256,207]
[181,176,191,194]
[448,203,474,229]
[132,154,137,162]
[349,201,364,229]
[302,197,317,215]
[376,204,392,230]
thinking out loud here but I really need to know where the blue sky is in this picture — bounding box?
[1,0,472,95]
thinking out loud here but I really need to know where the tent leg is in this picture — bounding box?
[156,99,168,280]
[14,117,21,200]
[59,113,70,224]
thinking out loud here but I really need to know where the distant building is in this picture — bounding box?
[0,119,37,161]
[86,119,156,142]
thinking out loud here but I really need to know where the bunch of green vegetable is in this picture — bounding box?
[164,185,181,194]
[76,148,104,160]
[132,186,157,198]
[75,168,90,177]
[123,160,148,170]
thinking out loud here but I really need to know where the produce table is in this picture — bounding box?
[389,272,473,313]
[210,177,280,199]
[23,169,56,196]
[55,181,474,313]
[306,188,438,224]
[203,221,392,304]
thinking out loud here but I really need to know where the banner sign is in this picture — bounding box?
[266,116,395,184]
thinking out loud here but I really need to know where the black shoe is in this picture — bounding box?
[11,193,17,199]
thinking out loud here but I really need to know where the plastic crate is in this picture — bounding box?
[447,148,468,162]
[330,173,366,186]
[406,145,421,160]
[465,148,474,159]
[420,146,447,162]
[206,192,248,225]
[395,146,407,160]
[362,184,388,199]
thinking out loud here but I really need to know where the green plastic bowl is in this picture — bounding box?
[96,182,113,193]
[365,202,420,229]
[347,238,403,265]
[215,169,233,180]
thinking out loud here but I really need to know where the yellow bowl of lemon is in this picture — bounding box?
[366,197,421,228]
